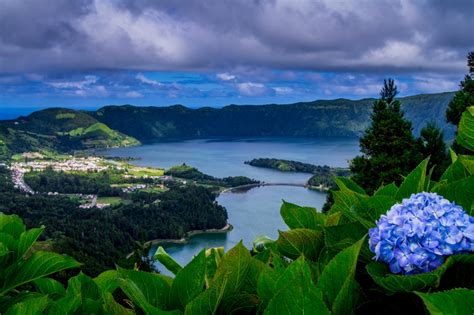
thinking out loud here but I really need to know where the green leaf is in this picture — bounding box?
[324,222,371,263]
[257,266,280,309]
[440,159,470,182]
[316,237,365,314]
[280,201,325,231]
[252,235,274,253]
[118,268,175,314]
[334,177,367,195]
[449,148,458,163]
[330,189,368,217]
[170,250,206,309]
[374,183,398,198]
[102,292,134,315]
[456,106,474,151]
[33,278,66,297]
[432,176,474,215]
[0,214,25,239]
[395,158,429,201]
[264,257,330,315]
[416,288,474,315]
[0,251,80,296]
[344,195,396,229]
[15,227,44,260]
[5,295,49,315]
[66,273,101,301]
[366,254,474,293]
[185,242,251,315]
[276,228,324,261]
[458,154,474,174]
[154,246,183,275]
[94,270,119,294]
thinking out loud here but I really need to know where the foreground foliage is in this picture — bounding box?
[1,107,473,313]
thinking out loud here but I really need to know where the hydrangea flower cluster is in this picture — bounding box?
[369,192,474,274]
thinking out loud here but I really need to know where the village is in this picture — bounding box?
[8,152,176,208]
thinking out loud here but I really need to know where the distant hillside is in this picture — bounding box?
[93,92,456,141]
[0,92,456,158]
[0,108,139,158]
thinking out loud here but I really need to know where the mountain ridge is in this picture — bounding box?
[0,91,456,159]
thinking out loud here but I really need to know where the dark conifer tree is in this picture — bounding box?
[446,51,474,153]
[446,51,474,126]
[351,79,422,193]
[418,122,449,180]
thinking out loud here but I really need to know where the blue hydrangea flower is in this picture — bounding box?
[368,192,474,274]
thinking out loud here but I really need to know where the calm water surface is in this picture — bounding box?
[100,137,359,272]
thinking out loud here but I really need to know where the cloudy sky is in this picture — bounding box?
[0,0,473,111]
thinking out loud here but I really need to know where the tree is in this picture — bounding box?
[446,51,474,126]
[418,122,449,180]
[351,79,422,193]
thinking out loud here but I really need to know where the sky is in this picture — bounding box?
[0,0,473,112]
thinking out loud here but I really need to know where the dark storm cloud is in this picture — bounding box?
[0,0,472,74]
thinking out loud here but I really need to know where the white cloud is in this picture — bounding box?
[48,76,98,89]
[136,73,162,86]
[237,82,268,96]
[125,91,143,98]
[216,73,236,81]
[273,87,293,95]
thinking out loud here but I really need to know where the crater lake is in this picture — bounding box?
[100,137,360,272]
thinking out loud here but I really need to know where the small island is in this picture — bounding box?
[245,158,350,190]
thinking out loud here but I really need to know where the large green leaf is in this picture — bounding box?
[33,278,66,297]
[154,246,183,276]
[341,195,396,229]
[94,270,119,294]
[15,227,44,260]
[63,273,104,314]
[456,106,474,152]
[264,257,330,315]
[5,295,49,315]
[0,214,25,239]
[440,159,470,182]
[185,242,251,315]
[257,266,280,309]
[280,201,325,231]
[324,222,372,263]
[395,158,429,201]
[170,250,207,309]
[416,288,474,315]
[0,251,80,296]
[432,176,474,215]
[316,237,365,314]
[367,254,474,293]
[334,177,367,195]
[102,292,134,315]
[118,268,176,314]
[374,183,398,198]
[276,228,324,261]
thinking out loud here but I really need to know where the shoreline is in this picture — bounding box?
[146,223,233,246]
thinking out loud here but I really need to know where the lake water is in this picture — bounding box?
[100,137,359,272]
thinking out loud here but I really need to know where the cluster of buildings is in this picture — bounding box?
[11,167,34,194]
[12,156,113,173]
[120,183,165,193]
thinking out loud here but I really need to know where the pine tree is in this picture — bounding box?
[418,122,449,180]
[351,79,422,193]
[446,51,474,153]
[446,51,474,126]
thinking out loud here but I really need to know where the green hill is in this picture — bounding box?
[93,92,456,141]
[0,108,139,158]
[0,92,456,159]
